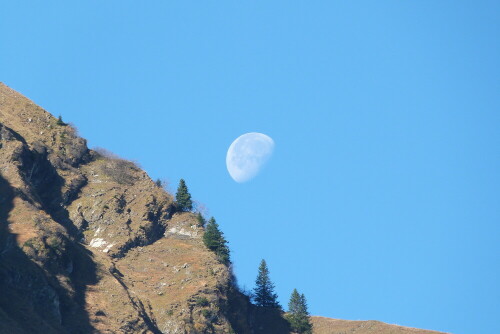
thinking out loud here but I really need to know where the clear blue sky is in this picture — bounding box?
[1,2,499,333]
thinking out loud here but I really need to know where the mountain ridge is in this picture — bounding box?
[0,82,447,334]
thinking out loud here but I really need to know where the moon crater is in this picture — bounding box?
[226,133,275,183]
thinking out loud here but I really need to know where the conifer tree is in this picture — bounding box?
[175,178,192,211]
[155,178,163,187]
[56,115,65,126]
[253,259,280,308]
[286,289,312,334]
[196,212,206,228]
[202,217,230,265]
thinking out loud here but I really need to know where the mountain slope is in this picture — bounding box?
[0,82,446,334]
[0,82,239,333]
[311,317,446,334]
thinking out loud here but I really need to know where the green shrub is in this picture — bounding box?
[47,236,62,250]
[201,309,212,318]
[195,296,210,307]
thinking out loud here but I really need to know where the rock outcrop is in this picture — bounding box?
[0,83,239,333]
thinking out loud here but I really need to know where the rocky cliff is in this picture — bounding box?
[0,83,446,334]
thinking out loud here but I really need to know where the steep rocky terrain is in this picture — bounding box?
[0,82,291,334]
[0,83,446,334]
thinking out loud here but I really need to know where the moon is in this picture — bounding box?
[226,133,275,183]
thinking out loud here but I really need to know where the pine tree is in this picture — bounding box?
[155,178,163,187]
[56,115,65,126]
[253,259,280,308]
[196,212,206,228]
[286,289,312,334]
[175,179,192,211]
[202,217,230,265]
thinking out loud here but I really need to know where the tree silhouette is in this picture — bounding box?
[175,178,192,211]
[286,289,312,333]
[203,217,230,265]
[253,259,281,308]
[56,115,66,126]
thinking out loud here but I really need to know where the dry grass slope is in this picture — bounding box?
[311,317,449,334]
